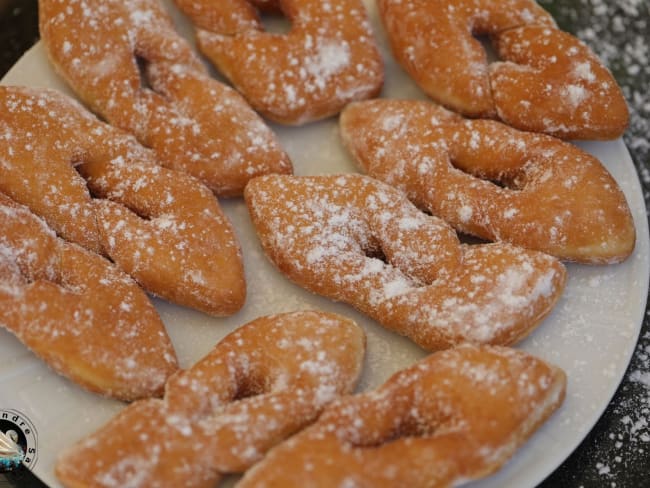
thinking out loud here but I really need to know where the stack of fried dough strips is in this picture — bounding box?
[378,0,629,139]
[0,85,246,315]
[39,0,292,195]
[340,99,636,264]
[174,0,384,124]
[55,312,366,488]
[0,193,177,401]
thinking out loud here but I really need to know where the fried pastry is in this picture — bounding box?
[377,0,628,139]
[39,0,292,195]
[239,344,566,488]
[174,0,384,124]
[0,193,177,401]
[340,99,636,263]
[55,311,366,488]
[0,85,245,315]
[245,174,566,351]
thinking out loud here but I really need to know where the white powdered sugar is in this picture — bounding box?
[247,175,565,350]
[562,83,589,107]
[56,311,364,487]
[304,39,351,88]
[0,85,246,316]
[39,0,290,195]
[236,345,566,487]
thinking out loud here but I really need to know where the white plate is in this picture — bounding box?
[1,1,649,486]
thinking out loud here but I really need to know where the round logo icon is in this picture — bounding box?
[0,409,38,473]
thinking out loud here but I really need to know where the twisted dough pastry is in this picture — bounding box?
[0,193,177,401]
[239,344,566,488]
[378,0,628,139]
[0,86,245,315]
[340,99,636,264]
[174,0,384,124]
[39,0,291,196]
[245,175,566,351]
[55,311,366,488]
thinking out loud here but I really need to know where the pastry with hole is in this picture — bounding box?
[175,0,384,124]
[340,99,636,264]
[377,0,628,139]
[39,0,292,196]
[55,311,366,487]
[245,174,566,351]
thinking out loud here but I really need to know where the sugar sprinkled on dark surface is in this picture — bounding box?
[538,0,650,486]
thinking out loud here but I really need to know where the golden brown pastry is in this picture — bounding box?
[239,344,567,488]
[340,99,636,264]
[245,174,566,351]
[0,85,245,315]
[39,0,292,196]
[377,0,628,139]
[55,311,366,488]
[0,193,177,401]
[174,0,384,124]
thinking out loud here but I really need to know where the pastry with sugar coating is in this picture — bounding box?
[0,85,245,316]
[245,174,566,351]
[55,311,366,488]
[174,0,384,124]
[340,99,636,264]
[377,0,628,139]
[239,344,566,488]
[0,193,177,401]
[39,0,291,196]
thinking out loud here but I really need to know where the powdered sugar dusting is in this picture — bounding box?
[56,312,365,487]
[39,0,290,195]
[187,0,383,124]
[304,40,351,85]
[340,99,635,264]
[562,83,588,107]
[246,174,566,351]
[0,85,245,316]
[1,0,648,486]
[238,345,566,487]
[0,194,177,401]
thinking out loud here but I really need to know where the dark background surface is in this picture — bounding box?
[1,0,649,486]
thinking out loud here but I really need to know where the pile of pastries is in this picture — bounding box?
[0,0,636,486]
